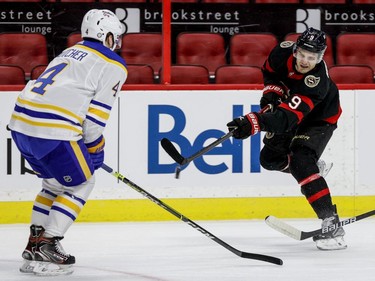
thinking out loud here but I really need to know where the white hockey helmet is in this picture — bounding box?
[81,9,124,51]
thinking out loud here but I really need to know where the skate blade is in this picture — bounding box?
[319,161,333,178]
[19,260,35,274]
[33,261,74,276]
[316,236,347,251]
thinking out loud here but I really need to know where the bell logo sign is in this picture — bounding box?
[147,105,262,175]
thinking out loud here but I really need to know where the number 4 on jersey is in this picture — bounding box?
[32,63,68,95]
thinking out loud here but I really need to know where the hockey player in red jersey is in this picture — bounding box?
[8,9,127,275]
[227,28,346,250]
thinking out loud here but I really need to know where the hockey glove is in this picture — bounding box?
[227,112,261,140]
[260,84,286,109]
[86,135,105,170]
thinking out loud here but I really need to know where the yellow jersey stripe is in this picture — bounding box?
[88,107,110,120]
[70,141,92,180]
[87,137,105,153]
[35,195,53,207]
[17,97,83,124]
[11,114,82,135]
[55,196,82,214]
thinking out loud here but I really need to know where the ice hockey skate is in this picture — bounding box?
[313,211,347,251]
[317,159,333,178]
[19,225,45,274]
[32,236,75,276]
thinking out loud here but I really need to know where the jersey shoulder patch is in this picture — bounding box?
[304,75,320,88]
[280,41,294,48]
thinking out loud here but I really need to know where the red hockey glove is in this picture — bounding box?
[227,112,261,140]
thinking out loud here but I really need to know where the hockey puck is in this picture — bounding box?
[175,166,181,179]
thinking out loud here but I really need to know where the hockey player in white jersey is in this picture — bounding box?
[8,9,127,276]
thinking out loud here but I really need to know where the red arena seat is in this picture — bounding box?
[352,0,375,3]
[255,0,298,3]
[66,32,82,47]
[336,33,375,72]
[99,0,147,2]
[304,0,345,3]
[30,65,48,80]
[202,0,249,2]
[154,0,197,2]
[121,33,162,79]
[47,0,95,2]
[125,64,155,84]
[0,33,48,79]
[329,65,374,84]
[160,65,210,84]
[0,65,25,85]
[215,65,263,84]
[176,32,226,78]
[230,33,278,67]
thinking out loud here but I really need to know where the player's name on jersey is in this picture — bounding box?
[58,48,88,62]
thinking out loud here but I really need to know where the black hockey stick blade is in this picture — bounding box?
[161,138,186,165]
[102,163,283,265]
[161,131,233,167]
[265,209,375,241]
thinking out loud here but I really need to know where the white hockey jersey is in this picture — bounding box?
[8,40,127,144]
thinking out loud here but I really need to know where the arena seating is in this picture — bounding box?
[30,65,48,80]
[352,0,375,3]
[215,65,263,84]
[160,65,210,84]
[0,33,48,79]
[255,0,299,3]
[66,32,82,47]
[329,65,374,84]
[46,0,95,2]
[202,0,249,3]
[154,0,197,2]
[0,0,40,2]
[230,33,278,67]
[176,32,226,79]
[121,33,162,79]
[0,3,373,85]
[0,65,25,85]
[336,33,375,73]
[99,0,147,2]
[304,0,345,3]
[125,64,155,84]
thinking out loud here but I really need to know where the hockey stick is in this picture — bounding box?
[161,105,273,178]
[102,163,283,265]
[265,209,375,241]
[161,130,233,166]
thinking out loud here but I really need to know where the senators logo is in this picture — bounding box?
[304,75,320,88]
[280,41,294,48]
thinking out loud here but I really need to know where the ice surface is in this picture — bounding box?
[0,219,374,281]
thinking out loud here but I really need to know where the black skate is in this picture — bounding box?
[33,236,75,276]
[313,208,347,251]
[19,225,45,273]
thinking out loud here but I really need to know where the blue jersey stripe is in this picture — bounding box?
[86,115,106,127]
[51,205,76,221]
[91,99,112,111]
[80,40,127,68]
[33,205,50,216]
[64,192,86,206]
[42,188,58,198]
[14,105,81,127]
